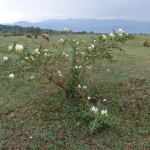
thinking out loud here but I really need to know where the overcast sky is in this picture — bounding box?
[0,0,150,24]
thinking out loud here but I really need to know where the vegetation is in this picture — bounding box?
[0,24,61,36]
[0,31,149,150]
[0,24,95,37]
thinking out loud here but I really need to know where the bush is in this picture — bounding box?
[146,42,150,47]
[0,28,135,134]
[143,41,147,46]
[3,33,12,37]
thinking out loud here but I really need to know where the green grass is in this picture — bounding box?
[0,34,150,150]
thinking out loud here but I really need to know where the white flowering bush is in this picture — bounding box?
[0,29,135,134]
[83,101,121,134]
[0,29,135,97]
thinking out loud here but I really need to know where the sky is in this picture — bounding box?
[0,0,150,24]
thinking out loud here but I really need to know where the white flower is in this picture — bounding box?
[118,33,122,37]
[83,85,87,89]
[78,85,81,88]
[102,35,107,39]
[15,44,20,50]
[59,39,64,42]
[3,56,8,61]
[66,54,69,57]
[64,28,69,32]
[81,52,84,55]
[31,56,34,60]
[101,109,107,115]
[107,69,110,71]
[103,99,107,101]
[91,106,98,113]
[87,96,91,100]
[34,48,39,53]
[31,76,34,79]
[87,65,91,68]
[91,44,94,48]
[30,136,33,139]
[59,73,63,77]
[8,44,13,50]
[25,57,28,59]
[58,71,63,77]
[75,66,78,69]
[94,40,96,42]
[118,29,124,36]
[118,29,124,34]
[89,47,91,50]
[15,44,23,51]
[9,74,14,78]
[76,42,79,44]
[44,49,48,52]
[62,52,65,54]
[79,65,81,68]
[109,33,115,37]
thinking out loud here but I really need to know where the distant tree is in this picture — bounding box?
[2,29,7,35]
[29,26,35,33]
[49,29,52,33]
[17,26,23,33]
[26,27,30,33]
[90,31,93,34]
[35,27,41,34]
[0,26,3,31]
[82,31,87,34]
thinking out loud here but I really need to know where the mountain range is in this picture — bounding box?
[3,19,150,34]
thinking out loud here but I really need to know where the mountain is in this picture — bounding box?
[2,19,150,33]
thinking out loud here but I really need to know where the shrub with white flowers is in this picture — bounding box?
[83,101,121,133]
[1,28,135,99]
[0,28,134,134]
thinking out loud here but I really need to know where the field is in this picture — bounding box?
[0,34,150,150]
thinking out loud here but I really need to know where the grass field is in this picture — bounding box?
[0,34,150,150]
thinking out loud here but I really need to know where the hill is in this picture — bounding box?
[2,19,150,33]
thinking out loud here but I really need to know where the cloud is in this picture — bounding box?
[0,0,150,23]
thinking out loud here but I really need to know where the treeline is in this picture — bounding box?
[0,24,60,36]
[0,24,94,37]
